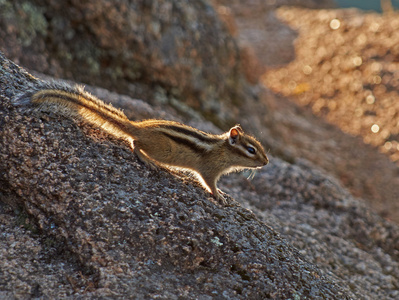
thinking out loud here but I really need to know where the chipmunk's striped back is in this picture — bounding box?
[138,121,222,153]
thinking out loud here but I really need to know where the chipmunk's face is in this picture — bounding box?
[228,125,269,168]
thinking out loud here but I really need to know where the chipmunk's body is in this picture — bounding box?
[19,83,269,204]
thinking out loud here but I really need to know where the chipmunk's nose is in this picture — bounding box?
[263,157,269,165]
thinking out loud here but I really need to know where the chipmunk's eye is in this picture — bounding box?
[247,146,256,155]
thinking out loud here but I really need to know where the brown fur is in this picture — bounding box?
[29,84,269,204]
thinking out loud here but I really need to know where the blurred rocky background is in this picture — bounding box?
[1,0,399,298]
[213,0,399,221]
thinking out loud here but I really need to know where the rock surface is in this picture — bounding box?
[0,0,248,126]
[0,53,350,298]
[214,2,399,222]
[1,0,399,299]
[1,49,399,299]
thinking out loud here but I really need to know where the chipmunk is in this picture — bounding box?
[16,82,269,204]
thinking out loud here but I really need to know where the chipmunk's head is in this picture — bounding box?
[227,125,269,169]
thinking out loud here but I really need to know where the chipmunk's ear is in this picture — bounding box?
[229,125,242,145]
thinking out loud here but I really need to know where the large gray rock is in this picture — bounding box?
[1,1,399,298]
[0,0,249,125]
[1,52,399,299]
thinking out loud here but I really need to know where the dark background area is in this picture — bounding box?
[336,0,399,12]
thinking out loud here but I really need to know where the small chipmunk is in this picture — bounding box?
[16,82,269,204]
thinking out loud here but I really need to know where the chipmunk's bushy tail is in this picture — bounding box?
[13,79,137,147]
[12,80,76,107]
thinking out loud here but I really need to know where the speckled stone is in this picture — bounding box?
[2,48,399,299]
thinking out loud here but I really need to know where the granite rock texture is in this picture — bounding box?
[0,0,248,126]
[0,52,350,298]
[1,0,399,299]
[1,50,399,299]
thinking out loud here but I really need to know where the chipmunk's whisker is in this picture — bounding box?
[247,169,257,180]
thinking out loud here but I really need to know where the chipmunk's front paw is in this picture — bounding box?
[213,189,230,206]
